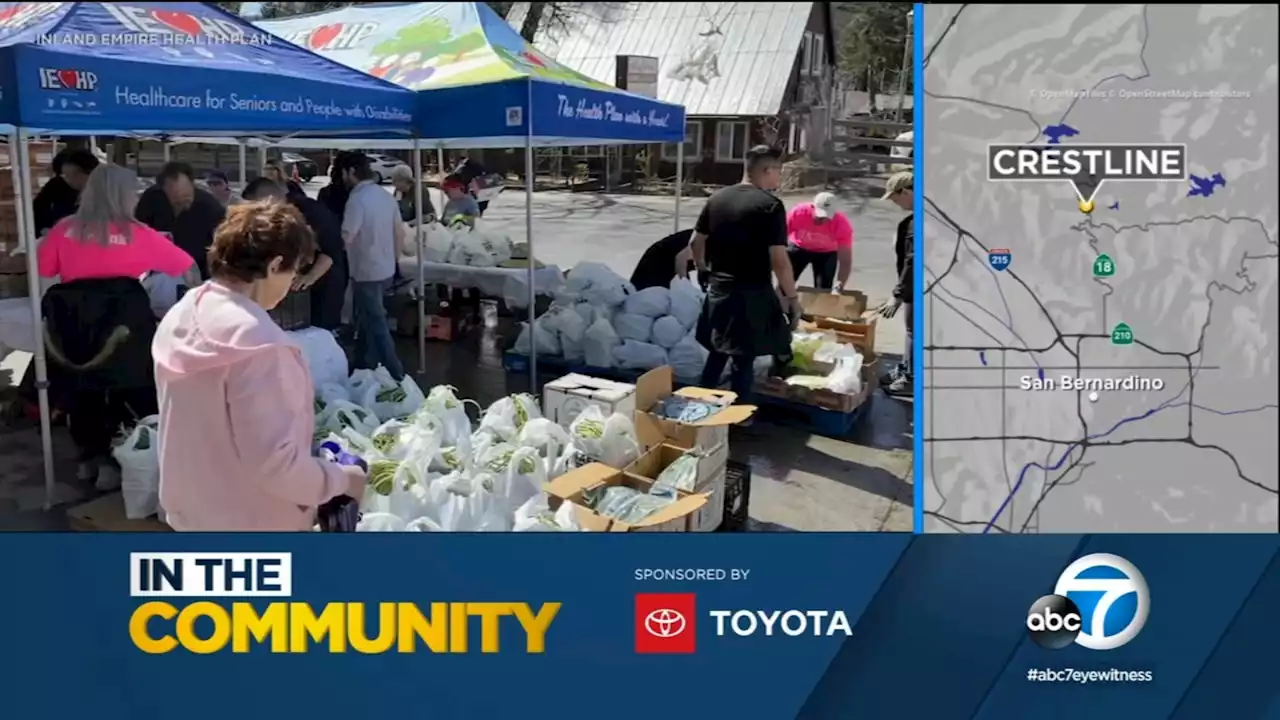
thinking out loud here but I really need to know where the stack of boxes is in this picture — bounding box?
[0,141,58,299]
[543,366,756,532]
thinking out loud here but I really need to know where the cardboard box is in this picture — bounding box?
[797,287,878,360]
[626,443,727,532]
[543,373,637,427]
[757,361,876,413]
[545,462,706,532]
[634,366,755,456]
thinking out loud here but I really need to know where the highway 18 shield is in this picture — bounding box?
[988,248,1011,271]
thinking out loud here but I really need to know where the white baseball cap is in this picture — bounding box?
[813,191,836,218]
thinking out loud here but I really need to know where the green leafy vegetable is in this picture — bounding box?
[377,386,407,403]
[368,460,400,496]
[574,419,604,439]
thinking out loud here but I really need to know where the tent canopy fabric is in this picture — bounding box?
[255,2,685,146]
[0,1,415,135]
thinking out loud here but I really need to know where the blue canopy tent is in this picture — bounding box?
[254,2,689,383]
[0,1,418,508]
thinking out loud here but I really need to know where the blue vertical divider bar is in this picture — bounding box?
[911,2,925,533]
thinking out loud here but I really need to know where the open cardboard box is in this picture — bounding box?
[633,366,756,453]
[757,360,877,413]
[796,287,878,361]
[544,462,707,532]
[626,442,727,532]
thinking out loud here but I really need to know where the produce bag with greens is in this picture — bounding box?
[423,385,476,452]
[513,494,582,532]
[478,393,541,442]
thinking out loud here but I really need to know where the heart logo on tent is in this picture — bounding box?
[57,69,80,89]
[309,24,343,50]
[152,10,202,37]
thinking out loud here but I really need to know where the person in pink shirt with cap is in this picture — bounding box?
[786,191,853,292]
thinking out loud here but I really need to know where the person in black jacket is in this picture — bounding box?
[630,229,695,291]
[244,178,347,331]
[33,149,99,236]
[135,162,226,280]
[317,151,357,223]
[452,155,490,215]
[878,171,914,397]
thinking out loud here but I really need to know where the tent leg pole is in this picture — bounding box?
[162,141,170,164]
[238,140,247,187]
[413,140,426,376]
[12,130,56,510]
[674,150,683,233]
[436,147,445,179]
[525,138,536,394]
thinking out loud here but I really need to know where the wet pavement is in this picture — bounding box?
[0,184,914,532]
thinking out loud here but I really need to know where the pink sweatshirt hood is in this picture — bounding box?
[153,281,293,378]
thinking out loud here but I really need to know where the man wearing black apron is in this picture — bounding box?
[692,145,800,405]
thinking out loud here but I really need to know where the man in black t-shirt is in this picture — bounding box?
[135,162,226,280]
[691,145,799,402]
[630,229,695,291]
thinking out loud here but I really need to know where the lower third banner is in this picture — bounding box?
[0,534,1276,719]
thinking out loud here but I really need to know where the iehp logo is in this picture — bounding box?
[1027,553,1149,651]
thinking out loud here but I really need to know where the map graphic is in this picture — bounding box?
[921,4,1278,533]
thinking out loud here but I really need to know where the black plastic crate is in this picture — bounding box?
[268,289,312,331]
[718,459,752,532]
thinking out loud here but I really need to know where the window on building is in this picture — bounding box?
[715,120,750,163]
[811,33,825,76]
[661,121,702,161]
[800,31,813,75]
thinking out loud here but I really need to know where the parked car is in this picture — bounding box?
[280,152,318,181]
[366,153,406,184]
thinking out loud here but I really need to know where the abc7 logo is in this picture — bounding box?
[1026,553,1149,651]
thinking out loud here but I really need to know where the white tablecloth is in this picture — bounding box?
[397,258,563,308]
[0,297,36,354]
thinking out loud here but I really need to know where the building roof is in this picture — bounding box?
[507,2,815,117]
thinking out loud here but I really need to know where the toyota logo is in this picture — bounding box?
[644,608,686,637]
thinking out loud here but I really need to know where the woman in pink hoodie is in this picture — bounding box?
[152,201,366,531]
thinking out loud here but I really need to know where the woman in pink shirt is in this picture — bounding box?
[37,163,195,282]
[786,191,854,292]
[37,163,195,486]
[152,201,366,530]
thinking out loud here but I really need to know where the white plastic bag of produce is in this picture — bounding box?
[667,278,704,329]
[427,471,511,531]
[583,316,621,368]
[470,225,513,264]
[512,320,561,357]
[292,327,349,390]
[113,415,161,519]
[623,286,671,318]
[574,302,602,327]
[651,315,686,349]
[479,393,542,442]
[825,353,865,395]
[477,444,546,513]
[543,305,587,362]
[317,400,379,436]
[556,407,641,474]
[423,223,455,263]
[347,369,381,408]
[565,262,630,308]
[356,512,407,532]
[453,228,499,267]
[317,381,350,407]
[613,312,654,342]
[405,516,444,531]
[614,340,668,370]
[516,418,571,474]
[423,385,475,452]
[669,332,709,379]
[513,494,581,532]
[369,367,426,420]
